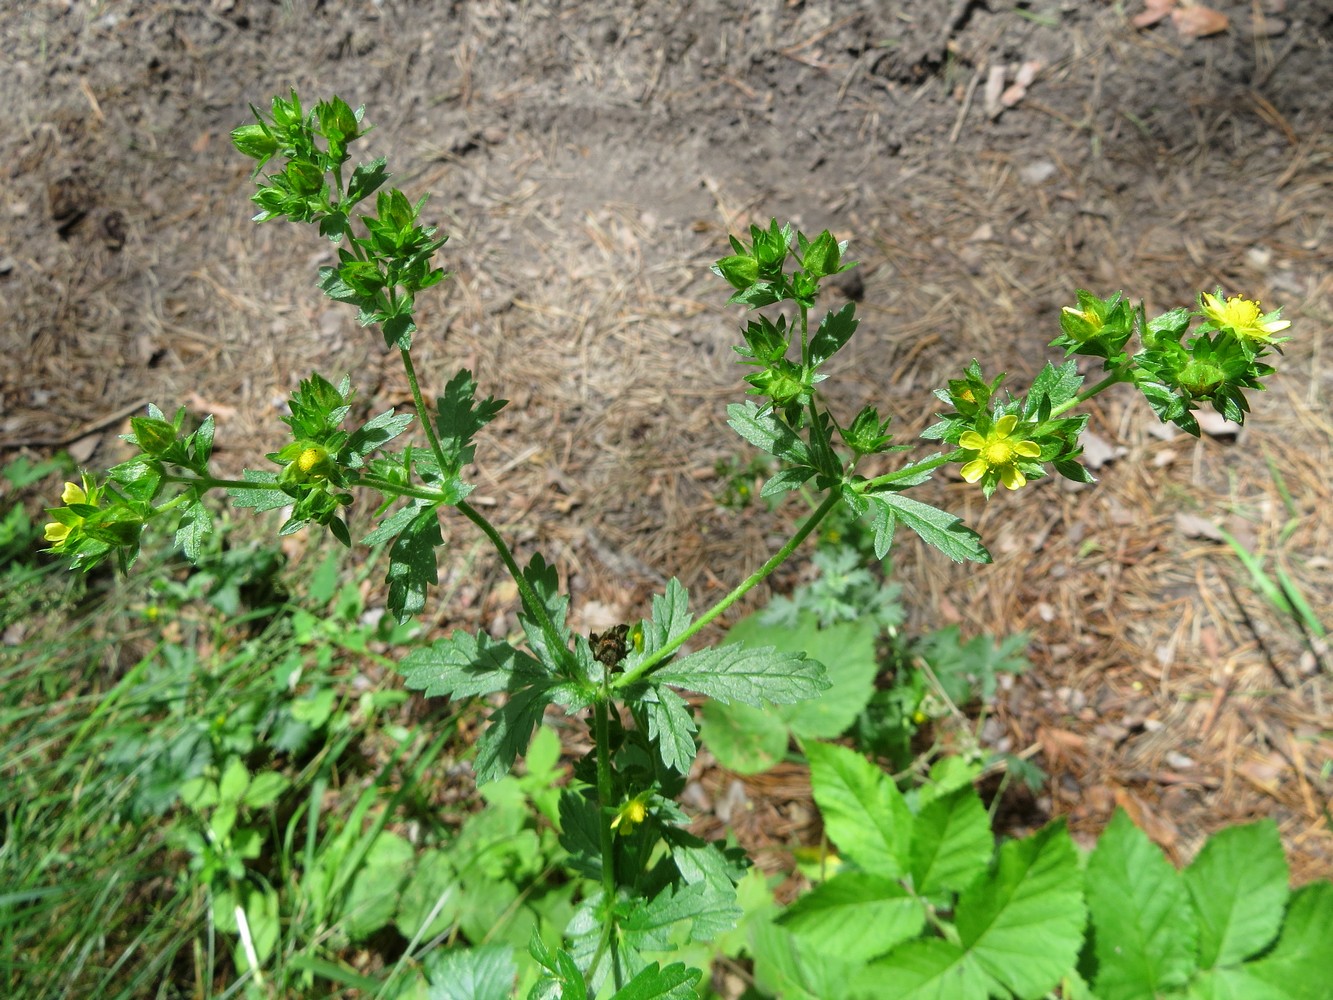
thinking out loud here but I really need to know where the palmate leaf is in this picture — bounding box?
[519,552,574,672]
[652,642,828,707]
[1085,809,1197,1000]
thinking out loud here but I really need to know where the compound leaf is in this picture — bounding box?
[865,491,990,564]
[806,742,912,878]
[778,872,924,965]
[909,784,992,897]
[384,504,442,623]
[425,943,515,1000]
[1183,819,1288,970]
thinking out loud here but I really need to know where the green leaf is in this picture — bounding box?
[909,785,992,896]
[1024,360,1084,419]
[698,699,788,774]
[399,631,548,699]
[393,849,461,942]
[342,409,413,467]
[472,684,552,785]
[341,831,414,940]
[752,915,859,1000]
[228,469,290,513]
[425,943,516,1000]
[1246,881,1333,1000]
[809,302,859,368]
[518,552,573,672]
[1183,819,1288,969]
[852,938,990,1000]
[385,505,443,623]
[652,642,829,707]
[864,491,990,564]
[611,962,702,1000]
[644,684,698,774]
[174,499,213,563]
[726,401,814,465]
[622,881,742,948]
[954,820,1086,999]
[1085,809,1197,999]
[346,156,388,205]
[435,369,507,475]
[806,742,912,878]
[641,577,692,656]
[778,872,924,964]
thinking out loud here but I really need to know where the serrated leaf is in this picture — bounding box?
[759,465,816,498]
[1086,809,1197,999]
[385,505,442,623]
[652,643,828,707]
[343,409,413,467]
[435,369,507,475]
[519,552,573,671]
[642,578,692,656]
[398,631,548,699]
[909,785,992,896]
[472,684,552,785]
[644,684,698,774]
[752,916,860,1000]
[1025,360,1084,418]
[806,742,912,878]
[865,491,990,564]
[174,499,213,563]
[778,872,924,964]
[726,401,813,465]
[228,469,290,513]
[611,962,701,1000]
[852,938,990,1000]
[954,820,1085,999]
[622,881,741,948]
[1246,881,1333,1000]
[1183,819,1288,969]
[425,943,516,1000]
[809,302,859,367]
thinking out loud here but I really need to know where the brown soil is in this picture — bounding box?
[4,0,1330,901]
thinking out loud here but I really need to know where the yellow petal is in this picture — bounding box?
[999,466,1027,490]
[1014,440,1041,458]
[60,481,86,505]
[960,459,988,483]
[44,521,71,543]
[995,414,1019,435]
[959,431,986,451]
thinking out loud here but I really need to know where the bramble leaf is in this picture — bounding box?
[909,785,992,897]
[778,873,924,964]
[954,820,1085,999]
[806,742,912,878]
[1183,819,1288,970]
[1085,809,1197,999]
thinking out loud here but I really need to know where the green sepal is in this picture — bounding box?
[129,416,178,458]
[796,229,845,279]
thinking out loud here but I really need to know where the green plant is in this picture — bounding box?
[38,90,1299,995]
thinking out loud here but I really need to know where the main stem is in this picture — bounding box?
[590,694,622,988]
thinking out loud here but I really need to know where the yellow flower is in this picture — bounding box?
[1061,306,1103,332]
[1200,293,1290,343]
[44,480,97,547]
[610,794,651,837]
[959,414,1041,491]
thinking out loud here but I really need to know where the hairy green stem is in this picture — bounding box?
[614,487,843,690]
[1049,370,1128,418]
[589,695,622,988]
[454,500,577,674]
[399,347,450,474]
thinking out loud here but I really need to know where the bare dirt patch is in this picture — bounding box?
[4,0,1330,887]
